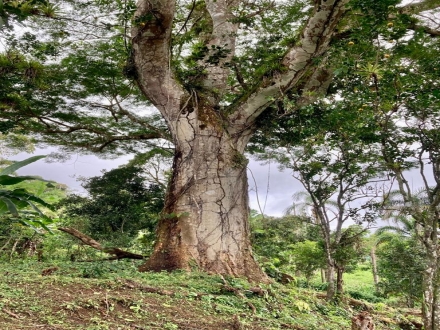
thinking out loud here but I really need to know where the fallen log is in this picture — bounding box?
[58,227,144,260]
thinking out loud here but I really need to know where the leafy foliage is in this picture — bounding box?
[0,155,55,232]
[250,212,321,279]
[332,225,367,274]
[59,164,165,248]
[376,234,425,307]
[289,240,326,282]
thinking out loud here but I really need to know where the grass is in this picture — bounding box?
[0,259,422,329]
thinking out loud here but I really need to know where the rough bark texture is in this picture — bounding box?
[131,0,348,280]
[336,266,344,296]
[422,250,440,330]
[351,312,375,330]
[138,119,264,281]
[325,256,336,300]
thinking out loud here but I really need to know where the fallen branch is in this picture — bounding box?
[123,279,175,296]
[58,227,144,260]
[2,308,20,319]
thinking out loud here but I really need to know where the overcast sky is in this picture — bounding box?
[13,148,302,217]
[12,144,434,225]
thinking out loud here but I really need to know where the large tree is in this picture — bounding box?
[130,0,350,281]
[1,0,439,283]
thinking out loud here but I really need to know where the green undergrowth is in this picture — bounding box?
[0,260,421,329]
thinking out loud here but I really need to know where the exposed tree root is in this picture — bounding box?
[351,311,375,329]
[218,275,269,314]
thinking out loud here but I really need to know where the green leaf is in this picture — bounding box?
[0,155,46,175]
[0,199,7,213]
[28,219,54,234]
[17,219,39,232]
[0,196,19,216]
[11,189,54,210]
[0,175,45,186]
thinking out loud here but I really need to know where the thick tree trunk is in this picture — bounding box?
[324,236,337,299]
[421,250,440,330]
[336,266,344,296]
[370,246,379,290]
[139,117,267,282]
[326,262,336,299]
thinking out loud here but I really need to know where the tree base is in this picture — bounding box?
[138,248,269,283]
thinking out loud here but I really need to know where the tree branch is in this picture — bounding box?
[132,0,185,118]
[197,0,238,101]
[228,0,349,133]
[58,227,144,260]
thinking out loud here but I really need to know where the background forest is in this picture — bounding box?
[0,0,439,329]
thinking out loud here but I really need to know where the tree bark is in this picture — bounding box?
[421,249,440,330]
[326,261,336,299]
[370,245,379,290]
[336,265,344,296]
[138,117,266,281]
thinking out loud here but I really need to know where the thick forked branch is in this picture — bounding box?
[199,0,239,99]
[228,0,348,132]
[131,0,185,119]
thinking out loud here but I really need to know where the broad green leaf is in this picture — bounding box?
[11,189,54,210]
[27,218,54,234]
[17,219,39,232]
[0,155,46,175]
[0,175,45,186]
[0,196,19,216]
[0,199,8,214]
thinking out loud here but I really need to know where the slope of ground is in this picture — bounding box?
[0,260,421,330]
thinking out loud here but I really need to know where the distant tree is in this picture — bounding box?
[376,51,440,327]
[289,240,326,284]
[60,164,165,247]
[331,225,367,295]
[250,212,319,279]
[376,231,425,308]
[253,108,387,299]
